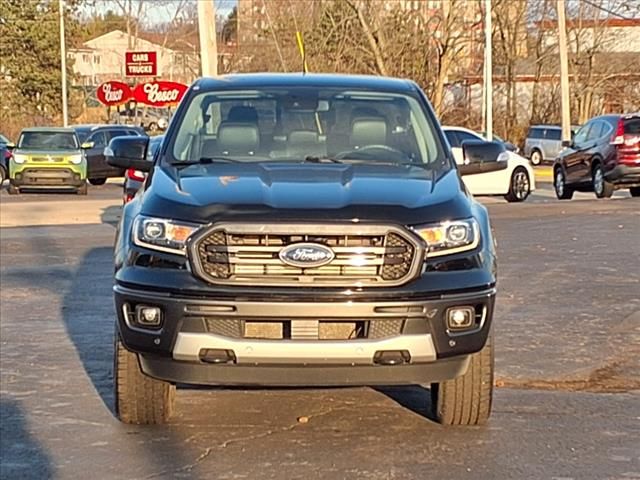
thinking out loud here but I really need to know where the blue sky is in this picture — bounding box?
[86,0,237,25]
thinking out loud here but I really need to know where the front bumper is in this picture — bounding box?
[10,163,86,188]
[115,284,495,386]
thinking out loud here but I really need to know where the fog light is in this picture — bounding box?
[446,306,475,330]
[135,305,162,327]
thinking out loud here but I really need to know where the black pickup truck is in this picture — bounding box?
[107,73,504,425]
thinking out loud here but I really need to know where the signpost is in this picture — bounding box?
[132,81,188,108]
[96,81,133,106]
[125,51,158,77]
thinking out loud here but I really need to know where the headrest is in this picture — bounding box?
[288,130,318,146]
[286,130,324,157]
[227,106,258,124]
[217,122,260,155]
[350,117,387,148]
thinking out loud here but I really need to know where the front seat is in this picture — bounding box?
[215,122,260,156]
[349,116,388,150]
[286,130,325,158]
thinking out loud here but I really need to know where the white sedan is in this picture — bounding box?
[443,126,535,202]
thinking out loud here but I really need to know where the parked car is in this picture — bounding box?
[106,73,501,426]
[0,134,12,184]
[122,134,163,203]
[8,127,87,194]
[524,125,579,165]
[0,144,11,184]
[443,126,535,202]
[480,131,519,153]
[554,113,640,199]
[114,108,170,133]
[73,124,145,185]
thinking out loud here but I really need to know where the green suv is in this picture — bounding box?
[8,127,88,195]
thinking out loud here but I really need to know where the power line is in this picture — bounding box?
[580,0,638,20]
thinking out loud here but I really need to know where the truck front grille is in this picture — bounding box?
[189,223,423,287]
[202,317,405,340]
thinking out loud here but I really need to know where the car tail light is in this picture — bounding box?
[3,149,11,160]
[610,118,625,145]
[126,168,146,181]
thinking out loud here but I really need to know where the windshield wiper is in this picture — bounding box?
[303,155,343,164]
[170,156,242,167]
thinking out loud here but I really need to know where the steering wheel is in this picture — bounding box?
[334,144,411,162]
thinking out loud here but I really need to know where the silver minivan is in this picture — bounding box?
[524,125,578,165]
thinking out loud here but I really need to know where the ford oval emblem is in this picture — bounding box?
[279,243,335,268]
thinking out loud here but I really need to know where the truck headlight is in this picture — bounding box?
[69,154,83,165]
[12,154,27,164]
[412,218,480,257]
[133,215,202,255]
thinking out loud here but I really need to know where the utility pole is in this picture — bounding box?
[557,0,571,142]
[59,0,68,127]
[484,0,492,141]
[198,0,218,77]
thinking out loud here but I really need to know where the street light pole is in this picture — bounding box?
[557,0,571,142]
[484,0,492,141]
[197,0,218,77]
[59,0,68,127]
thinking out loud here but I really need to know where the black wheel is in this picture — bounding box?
[89,177,107,186]
[630,187,640,197]
[554,168,574,200]
[529,149,542,166]
[7,183,20,195]
[77,182,88,195]
[0,166,6,184]
[431,332,494,426]
[592,163,614,199]
[504,167,531,202]
[114,333,175,425]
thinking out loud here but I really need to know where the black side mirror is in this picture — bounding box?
[459,140,509,176]
[106,136,151,172]
[6,142,15,150]
[561,140,572,148]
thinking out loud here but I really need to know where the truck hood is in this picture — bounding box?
[142,162,473,225]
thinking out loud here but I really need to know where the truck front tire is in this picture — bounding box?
[431,332,494,425]
[114,334,175,424]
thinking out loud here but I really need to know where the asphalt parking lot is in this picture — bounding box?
[1,177,639,479]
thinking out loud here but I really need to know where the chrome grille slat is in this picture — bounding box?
[190,223,422,287]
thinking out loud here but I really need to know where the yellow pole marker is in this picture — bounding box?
[295,31,323,134]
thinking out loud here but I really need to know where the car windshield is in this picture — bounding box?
[170,87,447,170]
[74,130,91,143]
[18,131,78,150]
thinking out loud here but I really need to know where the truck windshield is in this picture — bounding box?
[170,87,448,170]
[18,132,79,150]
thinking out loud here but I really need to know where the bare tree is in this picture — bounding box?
[492,0,528,138]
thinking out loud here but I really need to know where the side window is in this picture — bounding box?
[444,131,459,148]
[573,124,591,145]
[586,121,604,141]
[107,129,131,141]
[88,131,107,147]
[528,128,543,139]
[456,130,481,145]
[547,129,562,141]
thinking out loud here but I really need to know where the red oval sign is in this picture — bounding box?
[133,81,188,107]
[97,81,132,106]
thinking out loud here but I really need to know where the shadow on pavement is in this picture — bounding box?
[374,385,435,420]
[0,398,54,479]
[100,204,122,227]
[61,246,117,414]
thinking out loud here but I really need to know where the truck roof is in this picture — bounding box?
[194,73,417,93]
[20,127,76,134]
